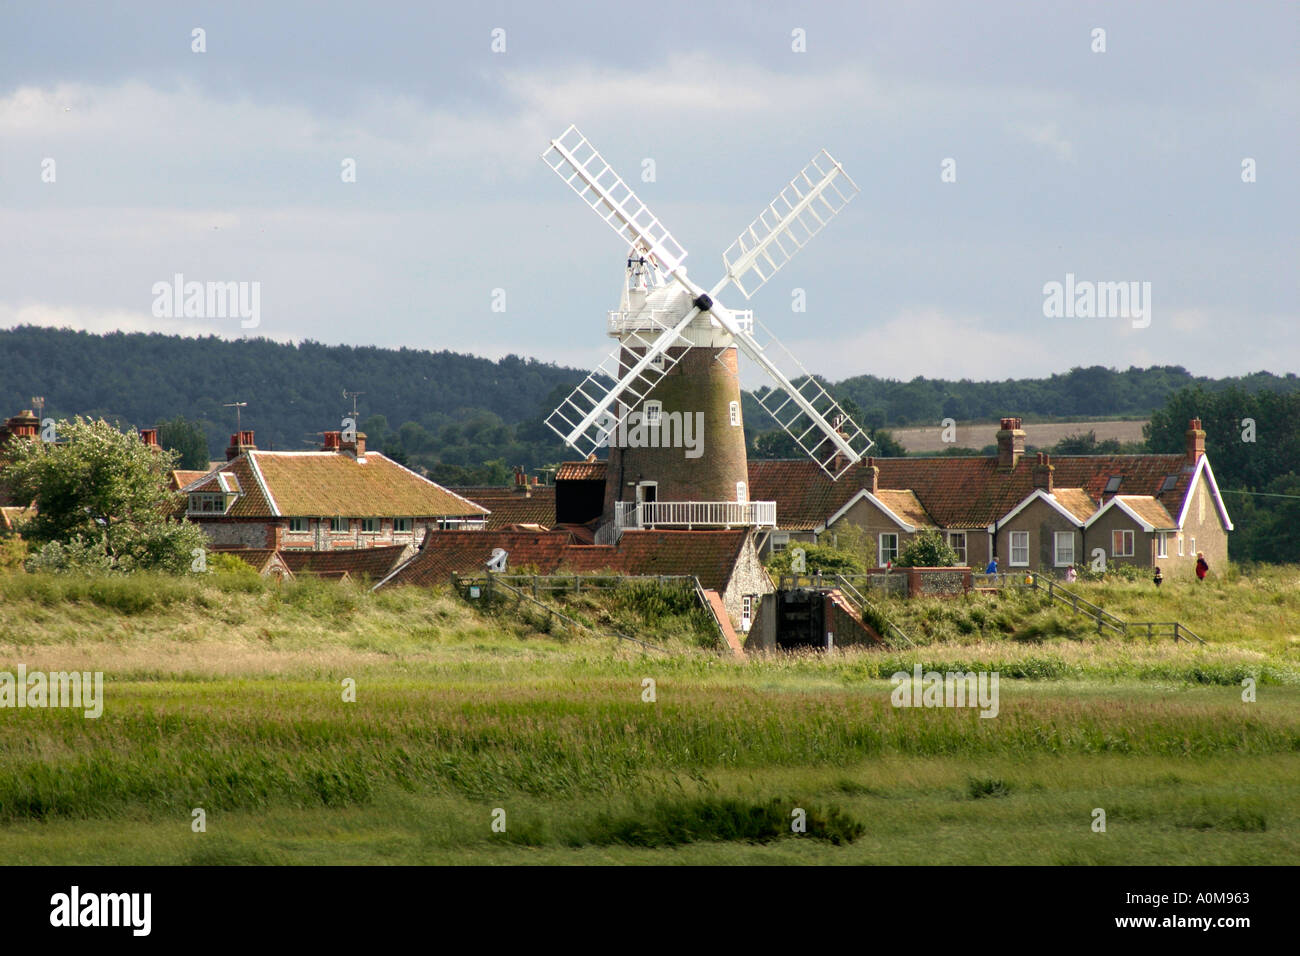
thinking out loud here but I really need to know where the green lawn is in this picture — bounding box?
[0,568,1296,864]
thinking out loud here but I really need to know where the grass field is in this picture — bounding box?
[0,567,1296,864]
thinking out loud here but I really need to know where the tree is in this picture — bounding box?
[2,417,208,573]
[156,416,210,470]
[766,542,866,576]
[895,529,959,567]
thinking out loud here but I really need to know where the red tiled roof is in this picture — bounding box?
[453,485,557,529]
[382,528,751,592]
[178,451,487,519]
[556,460,607,481]
[280,544,411,579]
[748,454,1193,530]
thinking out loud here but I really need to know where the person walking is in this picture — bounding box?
[1195,552,1209,582]
[985,556,998,575]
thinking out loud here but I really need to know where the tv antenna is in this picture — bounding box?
[342,389,364,419]
[223,401,248,431]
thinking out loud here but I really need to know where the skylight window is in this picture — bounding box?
[1104,475,1123,494]
[1160,474,1178,493]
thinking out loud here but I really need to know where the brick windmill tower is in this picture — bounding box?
[540,126,872,541]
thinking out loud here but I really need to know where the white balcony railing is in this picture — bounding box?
[607,309,754,336]
[615,500,777,530]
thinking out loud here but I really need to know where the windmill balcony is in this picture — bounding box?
[607,309,753,336]
[615,499,777,531]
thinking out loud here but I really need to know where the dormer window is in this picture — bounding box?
[188,492,232,515]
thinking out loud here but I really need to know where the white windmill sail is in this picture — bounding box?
[540,126,872,477]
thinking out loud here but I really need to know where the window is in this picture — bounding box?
[1053,531,1075,567]
[288,517,308,533]
[331,516,349,533]
[361,518,380,534]
[771,531,790,552]
[648,351,665,371]
[1178,534,1184,557]
[1189,536,1196,556]
[879,533,899,566]
[946,531,967,565]
[1010,531,1029,566]
[1155,532,1168,558]
[188,493,229,515]
[729,401,741,427]
[1112,529,1134,557]
[736,481,747,503]
[742,595,753,630]
[1104,475,1123,494]
[394,517,412,533]
[644,401,662,425]
[1160,474,1179,493]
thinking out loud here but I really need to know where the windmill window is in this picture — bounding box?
[729,401,741,427]
[736,481,747,503]
[644,401,662,425]
[649,351,665,371]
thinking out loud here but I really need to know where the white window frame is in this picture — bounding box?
[946,531,967,565]
[771,531,790,552]
[643,400,662,425]
[1177,534,1184,556]
[1156,532,1168,559]
[1111,529,1134,558]
[330,516,349,534]
[361,518,380,534]
[393,517,412,533]
[648,351,665,371]
[288,517,309,534]
[729,401,741,427]
[742,594,753,627]
[736,480,747,503]
[1009,531,1029,567]
[879,533,899,566]
[1053,531,1075,567]
[1189,536,1196,556]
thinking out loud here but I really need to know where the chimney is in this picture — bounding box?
[340,431,367,460]
[996,417,1026,472]
[322,431,342,452]
[861,456,879,494]
[226,430,256,460]
[513,465,530,496]
[4,410,40,442]
[1032,451,1054,491]
[140,427,159,449]
[1186,417,1206,465]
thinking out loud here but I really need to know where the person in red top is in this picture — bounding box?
[1195,552,1210,581]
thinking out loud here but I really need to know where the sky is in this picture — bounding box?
[1,0,1296,386]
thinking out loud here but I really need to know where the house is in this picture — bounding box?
[377,527,771,628]
[746,417,1231,579]
[177,429,488,552]
[452,468,558,530]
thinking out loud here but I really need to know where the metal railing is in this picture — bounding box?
[832,574,914,647]
[607,309,753,335]
[615,500,777,530]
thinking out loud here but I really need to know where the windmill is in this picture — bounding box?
[540,125,872,537]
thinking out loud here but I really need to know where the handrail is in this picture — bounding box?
[832,573,914,648]
[692,575,733,652]
[615,499,777,530]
